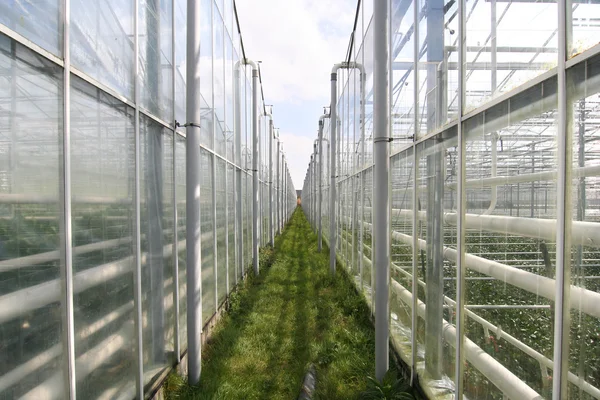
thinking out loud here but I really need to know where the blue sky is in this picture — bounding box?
[236,0,356,190]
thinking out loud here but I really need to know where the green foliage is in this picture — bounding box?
[359,372,414,400]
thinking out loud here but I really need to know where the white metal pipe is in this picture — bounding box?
[329,64,341,275]
[365,207,600,248]
[185,0,202,383]
[359,220,600,319]
[373,0,391,382]
[246,59,260,276]
[446,164,600,189]
[391,279,542,399]
[0,237,132,273]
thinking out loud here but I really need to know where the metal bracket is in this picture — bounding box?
[175,120,202,129]
[373,137,394,143]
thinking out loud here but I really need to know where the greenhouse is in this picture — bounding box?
[2,0,600,399]
[302,0,600,399]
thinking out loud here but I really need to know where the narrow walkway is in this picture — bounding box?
[166,208,380,399]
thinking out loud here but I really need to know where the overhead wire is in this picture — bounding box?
[234,0,269,116]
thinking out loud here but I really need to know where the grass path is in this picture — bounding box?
[165,207,380,399]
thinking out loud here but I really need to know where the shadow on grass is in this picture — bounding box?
[165,208,409,400]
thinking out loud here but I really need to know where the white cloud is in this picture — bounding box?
[236,0,355,104]
[235,0,356,188]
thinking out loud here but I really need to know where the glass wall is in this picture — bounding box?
[0,0,297,398]
[302,0,600,398]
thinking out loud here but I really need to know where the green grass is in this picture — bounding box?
[164,207,408,399]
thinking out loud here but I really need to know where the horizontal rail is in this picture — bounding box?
[362,207,600,248]
[391,278,541,399]
[359,220,600,319]
[357,252,600,399]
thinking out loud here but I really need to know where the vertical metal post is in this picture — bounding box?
[410,0,420,384]
[454,0,467,394]
[337,118,342,254]
[133,0,145,394]
[269,118,274,245]
[359,68,365,291]
[213,158,218,313]
[249,60,260,275]
[60,0,76,395]
[313,143,317,228]
[374,0,390,382]
[171,0,180,363]
[318,119,324,251]
[330,67,339,275]
[234,65,244,279]
[186,0,203,384]
[258,116,262,246]
[211,0,218,314]
[553,0,572,396]
[284,154,287,224]
[351,70,357,273]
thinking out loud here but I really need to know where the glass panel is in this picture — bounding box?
[200,149,215,322]
[227,163,235,288]
[71,0,134,99]
[361,24,374,165]
[200,0,213,150]
[362,167,374,304]
[566,54,600,399]
[0,0,61,56]
[391,0,415,150]
[0,36,63,399]
[463,77,558,399]
[139,115,175,387]
[390,151,414,367]
[216,158,227,304]
[225,36,234,159]
[465,0,556,111]
[569,1,600,58]
[416,134,459,393]
[214,15,226,156]
[175,134,187,353]
[70,76,136,398]
[139,0,174,121]
[223,0,233,38]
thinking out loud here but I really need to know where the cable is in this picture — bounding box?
[233,1,247,62]
[346,0,362,64]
